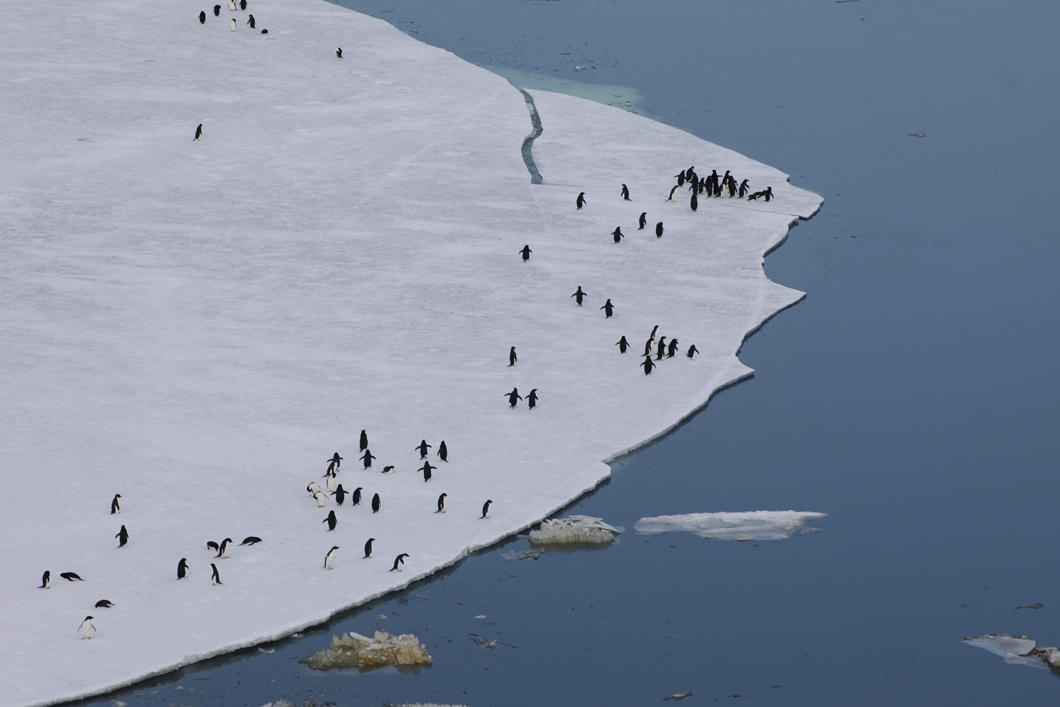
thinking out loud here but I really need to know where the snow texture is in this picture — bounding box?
[633,511,826,541]
[0,0,820,703]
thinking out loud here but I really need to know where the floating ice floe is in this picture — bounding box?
[633,511,826,541]
[301,631,432,671]
[528,515,622,545]
[964,633,1060,672]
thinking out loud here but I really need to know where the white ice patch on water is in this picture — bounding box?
[963,634,1060,670]
[633,511,826,541]
[529,515,621,545]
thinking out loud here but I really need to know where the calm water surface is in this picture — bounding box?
[80,1,1060,704]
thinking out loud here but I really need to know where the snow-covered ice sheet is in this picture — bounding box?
[0,0,821,703]
[634,511,826,541]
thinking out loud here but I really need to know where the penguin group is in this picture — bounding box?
[197,0,268,35]
[670,164,773,207]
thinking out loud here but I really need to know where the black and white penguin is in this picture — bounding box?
[638,212,647,230]
[611,227,624,244]
[668,184,679,201]
[206,540,219,553]
[381,465,395,475]
[228,0,236,10]
[352,487,363,506]
[313,489,328,507]
[655,222,664,238]
[620,184,630,201]
[371,493,381,513]
[229,18,236,31]
[216,537,232,558]
[115,525,128,548]
[505,387,522,408]
[177,558,189,579]
[656,336,667,361]
[571,286,587,305]
[332,484,348,505]
[307,481,322,495]
[327,452,342,473]
[641,355,656,375]
[61,572,84,582]
[600,299,614,318]
[762,186,774,202]
[415,439,431,458]
[738,179,750,198]
[336,47,343,59]
[359,429,368,451]
[390,553,409,572]
[94,599,114,609]
[438,440,448,462]
[210,563,222,585]
[616,335,629,353]
[247,13,255,28]
[420,461,436,482]
[323,510,337,531]
[199,10,207,23]
[213,4,221,16]
[39,570,50,589]
[480,499,492,519]
[363,537,374,558]
[326,472,338,493]
[527,389,539,409]
[79,616,96,640]
[509,346,517,367]
[643,338,653,357]
[576,192,586,209]
[686,344,700,359]
[519,245,532,262]
[324,546,339,570]
[194,123,203,140]
[436,493,447,513]
[685,165,696,181]
[649,324,660,342]
[667,339,679,357]
[241,536,262,546]
[674,170,686,186]
[690,192,698,212]
[360,448,375,469]
[110,493,121,515]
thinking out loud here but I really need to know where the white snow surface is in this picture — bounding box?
[634,511,827,541]
[0,0,821,704]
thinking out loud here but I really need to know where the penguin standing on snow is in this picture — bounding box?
[390,553,409,572]
[643,339,653,357]
[177,558,189,580]
[415,439,432,458]
[690,192,698,212]
[352,487,363,506]
[509,346,517,366]
[438,440,448,462]
[738,179,750,198]
[336,47,343,58]
[519,245,532,262]
[228,0,235,10]
[667,338,680,358]
[323,510,337,531]
[110,494,121,515]
[360,448,376,469]
[327,452,342,474]
[656,336,667,361]
[527,389,539,409]
[686,344,700,359]
[616,335,629,353]
[620,184,630,201]
[199,10,207,24]
[79,616,96,640]
[324,546,339,570]
[371,493,381,513]
[571,286,587,305]
[210,563,222,585]
[638,212,647,230]
[213,4,221,16]
[655,222,664,238]
[436,493,447,513]
[600,299,614,318]
[240,0,246,9]
[420,461,436,482]
[363,537,374,558]
[332,484,349,505]
[668,184,679,201]
[359,429,368,451]
[576,192,586,209]
[229,18,236,31]
[115,525,129,548]
[480,499,492,519]
[326,472,338,493]
[641,355,656,375]
[216,538,232,558]
[247,13,255,28]
[611,227,624,244]
[39,571,50,589]
[505,387,522,408]
[194,123,203,140]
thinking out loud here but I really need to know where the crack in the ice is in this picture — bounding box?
[514,85,543,184]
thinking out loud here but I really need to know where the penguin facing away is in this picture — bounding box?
[571,286,587,305]
[363,537,374,558]
[324,546,339,570]
[359,429,368,451]
[390,553,409,572]
[638,212,647,230]
[110,493,121,515]
[94,599,114,609]
[421,461,436,482]
[247,13,255,28]
[360,449,375,469]
[527,389,539,409]
[481,499,492,519]
[210,563,222,585]
[686,344,700,359]
[519,245,532,262]
[576,192,586,209]
[436,492,447,513]
[323,510,337,531]
[194,123,203,140]
[655,222,664,238]
[352,487,363,506]
[332,484,348,505]
[40,570,50,589]
[641,355,656,375]
[213,4,221,16]
[199,10,206,24]
[601,299,614,318]
[509,346,517,367]
[438,440,448,462]
[667,338,680,357]
[371,493,381,513]
[415,439,431,458]
[240,0,246,9]
[115,525,129,548]
[79,616,96,640]
[177,558,189,579]
[506,387,522,408]
[611,227,624,244]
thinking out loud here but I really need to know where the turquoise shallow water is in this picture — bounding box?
[76,1,1060,705]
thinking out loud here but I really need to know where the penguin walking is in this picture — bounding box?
[436,493,447,513]
[390,553,409,572]
[415,439,432,458]
[480,499,492,519]
[213,4,221,16]
[668,184,679,201]
[327,452,342,474]
[667,338,680,358]
[241,536,262,546]
[519,245,532,262]
[324,546,339,570]
[648,324,660,343]
[352,487,363,506]
[686,344,700,359]
[638,212,647,230]
[60,572,84,582]
[509,346,517,366]
[616,335,629,353]
[655,222,664,238]
[115,525,129,548]
[371,493,381,513]
[336,47,343,59]
[576,192,586,209]
[247,13,255,28]
[199,10,207,23]
[690,192,698,212]
[641,355,656,375]
[363,537,374,558]
[110,493,121,515]
[78,616,96,640]
[506,387,522,408]
[177,558,189,580]
[656,336,667,361]
[611,227,624,244]
[210,563,222,585]
[94,599,114,609]
[762,186,774,202]
[438,440,448,462]
[323,510,337,531]
[194,123,203,140]
[600,299,614,318]
[420,461,436,482]
[332,484,348,505]
[229,18,236,31]
[326,473,338,493]
[216,538,233,559]
[620,184,631,201]
[738,179,750,198]
[527,389,539,409]
[359,429,368,451]
[360,448,375,469]
[40,570,50,589]
[571,286,587,305]
[642,338,653,357]
[674,170,686,186]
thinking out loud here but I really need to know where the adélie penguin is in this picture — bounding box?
[79,616,96,640]
[324,546,339,570]
[390,553,409,572]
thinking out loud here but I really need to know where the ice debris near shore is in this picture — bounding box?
[301,630,432,671]
[529,515,621,545]
[634,511,825,541]
[964,633,1060,672]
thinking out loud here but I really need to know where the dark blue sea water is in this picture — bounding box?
[78,1,1060,705]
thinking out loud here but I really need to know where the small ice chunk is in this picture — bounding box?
[529,515,621,545]
[301,630,432,671]
[964,634,1046,669]
[634,511,825,541]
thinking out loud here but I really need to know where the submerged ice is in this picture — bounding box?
[633,511,826,541]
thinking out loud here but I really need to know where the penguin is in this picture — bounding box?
[738,179,750,198]
[194,123,203,140]
[726,176,738,198]
[656,336,667,360]
[686,344,700,359]
[600,299,614,318]
[480,499,492,519]
[690,192,698,212]
[313,490,328,507]
[246,13,255,28]
[390,553,409,572]
[420,461,436,482]
[360,448,375,469]
[352,487,363,506]
[527,389,539,409]
[506,387,522,408]
[438,440,448,462]
[332,484,348,505]
[685,165,695,181]
[213,4,221,16]
[110,493,121,515]
[359,429,368,451]
[655,222,664,238]
[371,492,381,513]
[79,616,96,640]
[415,439,431,458]
[576,192,586,209]
[762,186,774,202]
[229,18,236,31]
[638,212,647,230]
[206,540,219,553]
[324,546,339,570]
[241,536,262,546]
[674,171,686,186]
[649,324,660,342]
[336,47,343,59]
[240,0,246,9]
[611,227,624,244]
[307,481,322,495]
[177,558,189,579]
[747,190,763,201]
[260,28,268,34]
[642,339,653,357]
[199,10,206,24]
[571,286,587,305]
[641,355,656,375]
[509,346,517,367]
[94,599,114,609]
[115,525,129,548]
[210,563,222,585]
[668,184,679,201]
[39,570,50,589]
[327,452,342,473]
[667,338,680,358]
[326,473,338,493]
[436,493,447,513]
[216,537,232,558]
[363,537,374,559]
[616,335,629,353]
[620,184,630,201]
[381,465,395,474]
[519,245,532,262]
[228,0,235,11]
[323,510,337,531]
[60,572,84,582]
